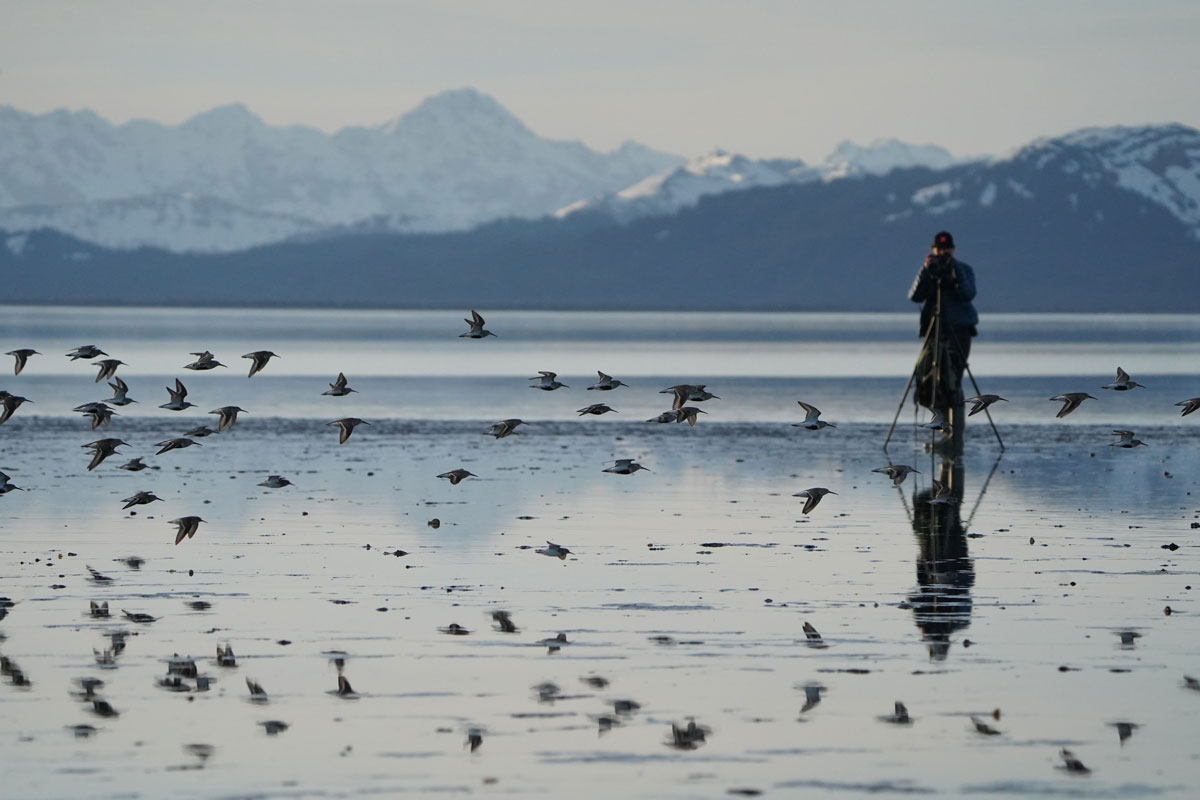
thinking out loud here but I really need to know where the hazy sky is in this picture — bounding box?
[3,0,1198,163]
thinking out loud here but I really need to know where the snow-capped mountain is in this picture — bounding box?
[0,89,683,252]
[554,139,979,223]
[888,123,1200,240]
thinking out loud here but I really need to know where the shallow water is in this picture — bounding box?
[2,308,1200,798]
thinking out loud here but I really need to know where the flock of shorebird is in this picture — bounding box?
[2,313,1198,543]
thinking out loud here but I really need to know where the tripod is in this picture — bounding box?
[883,279,1004,452]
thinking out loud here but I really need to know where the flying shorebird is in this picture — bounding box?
[799,683,825,713]
[258,475,293,489]
[0,394,32,425]
[169,516,205,545]
[965,394,1008,416]
[104,376,136,406]
[93,359,125,383]
[322,372,356,396]
[6,349,39,375]
[577,403,616,416]
[121,491,161,510]
[1109,429,1147,448]
[183,351,226,370]
[159,379,196,411]
[459,309,496,338]
[118,457,148,472]
[872,464,920,486]
[335,674,356,697]
[484,418,525,439]
[77,403,117,430]
[920,409,951,433]
[536,541,571,559]
[970,716,1002,735]
[674,407,707,427]
[241,350,278,378]
[437,468,477,485]
[1101,366,1144,391]
[184,425,218,438]
[879,701,912,725]
[209,406,246,432]
[82,438,129,471]
[1176,397,1200,417]
[603,458,649,475]
[1058,748,1090,774]
[588,371,627,390]
[792,487,836,514]
[66,345,106,361]
[647,410,683,424]
[661,384,719,410]
[1050,392,1096,418]
[792,400,836,430]
[328,417,368,444]
[529,371,568,390]
[156,437,202,455]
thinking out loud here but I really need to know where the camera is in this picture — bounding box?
[926,253,953,279]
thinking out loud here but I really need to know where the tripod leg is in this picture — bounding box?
[884,317,939,452]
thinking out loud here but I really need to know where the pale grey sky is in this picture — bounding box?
[3,0,1198,163]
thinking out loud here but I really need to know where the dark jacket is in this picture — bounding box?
[909,257,978,335]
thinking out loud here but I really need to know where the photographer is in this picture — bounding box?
[909,231,978,442]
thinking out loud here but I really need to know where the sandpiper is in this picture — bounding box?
[160,379,196,411]
[155,437,202,455]
[536,541,571,559]
[971,716,1002,735]
[603,458,649,475]
[170,516,205,545]
[793,400,836,430]
[209,406,246,432]
[118,457,149,472]
[83,438,129,471]
[246,678,267,700]
[800,683,825,713]
[661,384,719,410]
[647,410,682,424]
[335,674,357,697]
[492,610,518,633]
[1109,429,1147,448]
[66,345,106,361]
[1101,366,1144,390]
[485,418,525,439]
[460,309,496,338]
[322,372,357,396]
[920,409,950,433]
[184,425,219,438]
[529,371,569,390]
[328,417,368,444]
[105,376,137,406]
[184,351,226,371]
[6,349,39,375]
[1176,397,1200,417]
[879,701,912,725]
[437,468,477,485]
[588,371,627,390]
[0,394,32,425]
[1050,392,1096,418]
[1058,748,1090,774]
[577,403,616,416]
[674,406,707,427]
[966,394,1008,416]
[242,350,278,377]
[258,475,293,489]
[793,487,836,514]
[77,403,117,430]
[872,464,920,486]
[121,491,161,510]
[93,359,125,383]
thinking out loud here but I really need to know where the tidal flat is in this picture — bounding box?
[2,416,1199,799]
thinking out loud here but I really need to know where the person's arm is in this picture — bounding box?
[949,261,976,301]
[909,257,936,303]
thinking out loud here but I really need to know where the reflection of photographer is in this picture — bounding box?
[909,231,979,440]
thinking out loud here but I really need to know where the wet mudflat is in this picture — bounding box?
[3,416,1199,798]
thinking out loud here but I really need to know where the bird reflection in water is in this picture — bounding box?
[909,455,975,660]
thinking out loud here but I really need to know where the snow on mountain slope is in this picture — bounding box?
[0,90,682,252]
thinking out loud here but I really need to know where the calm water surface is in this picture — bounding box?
[1,307,1199,798]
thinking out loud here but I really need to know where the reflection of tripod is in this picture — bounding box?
[884,279,1003,452]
